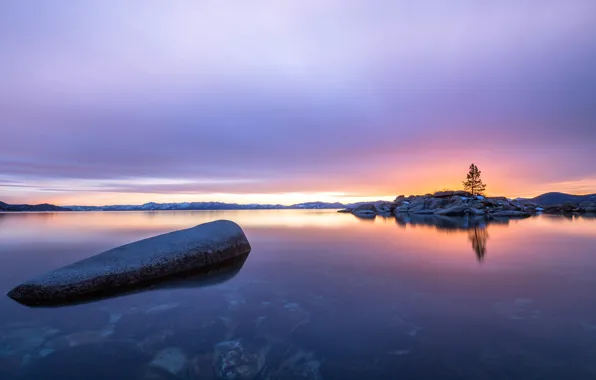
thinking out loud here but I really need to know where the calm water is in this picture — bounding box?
[1,211,596,379]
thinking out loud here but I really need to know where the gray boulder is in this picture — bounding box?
[352,203,379,216]
[7,220,251,306]
[468,207,485,215]
[393,205,409,215]
[434,204,468,216]
[433,191,455,198]
[581,202,596,213]
[376,202,394,214]
[413,209,435,215]
[407,198,426,213]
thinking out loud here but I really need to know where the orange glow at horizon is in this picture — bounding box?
[2,158,595,205]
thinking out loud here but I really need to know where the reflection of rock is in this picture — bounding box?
[394,214,490,231]
[393,215,494,262]
[490,210,530,218]
[352,213,376,222]
[213,340,268,380]
[8,220,252,306]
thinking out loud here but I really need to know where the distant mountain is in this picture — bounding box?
[5,194,594,213]
[527,192,596,206]
[0,201,71,212]
[1,199,395,212]
[291,202,346,209]
[66,201,354,211]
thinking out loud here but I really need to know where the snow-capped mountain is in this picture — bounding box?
[66,201,350,211]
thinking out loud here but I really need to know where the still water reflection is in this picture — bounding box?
[1,210,596,379]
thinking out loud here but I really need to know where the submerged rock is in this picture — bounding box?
[22,341,149,380]
[262,349,323,380]
[8,220,251,306]
[149,347,188,375]
[213,340,268,380]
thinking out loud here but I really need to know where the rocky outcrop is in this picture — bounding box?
[540,201,596,214]
[340,191,534,218]
[434,204,468,216]
[7,220,251,306]
[394,193,530,217]
[339,191,596,218]
[352,203,379,216]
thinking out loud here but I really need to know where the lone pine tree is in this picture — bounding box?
[463,163,486,196]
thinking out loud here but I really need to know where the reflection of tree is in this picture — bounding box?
[468,226,489,262]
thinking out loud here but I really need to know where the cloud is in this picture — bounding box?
[0,0,595,203]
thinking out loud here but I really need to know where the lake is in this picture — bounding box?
[1,210,596,379]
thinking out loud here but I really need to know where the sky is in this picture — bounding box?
[1,0,596,205]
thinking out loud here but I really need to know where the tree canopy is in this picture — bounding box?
[463,163,486,196]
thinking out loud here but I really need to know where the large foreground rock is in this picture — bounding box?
[7,220,251,306]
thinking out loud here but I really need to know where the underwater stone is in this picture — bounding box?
[214,340,267,380]
[149,347,188,375]
[7,220,251,306]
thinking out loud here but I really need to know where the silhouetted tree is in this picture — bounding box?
[468,226,489,262]
[463,163,486,196]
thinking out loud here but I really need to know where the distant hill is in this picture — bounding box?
[66,201,358,211]
[526,192,596,206]
[0,201,71,212]
[2,199,372,212]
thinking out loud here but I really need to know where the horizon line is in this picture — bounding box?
[3,189,595,208]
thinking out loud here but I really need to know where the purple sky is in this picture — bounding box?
[1,0,596,205]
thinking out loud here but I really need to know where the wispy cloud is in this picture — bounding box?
[1,0,595,203]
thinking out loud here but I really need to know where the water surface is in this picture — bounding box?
[1,211,595,379]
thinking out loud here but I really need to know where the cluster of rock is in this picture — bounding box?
[340,191,539,218]
[340,191,596,218]
[538,201,596,214]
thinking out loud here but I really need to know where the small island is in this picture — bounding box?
[339,164,596,218]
